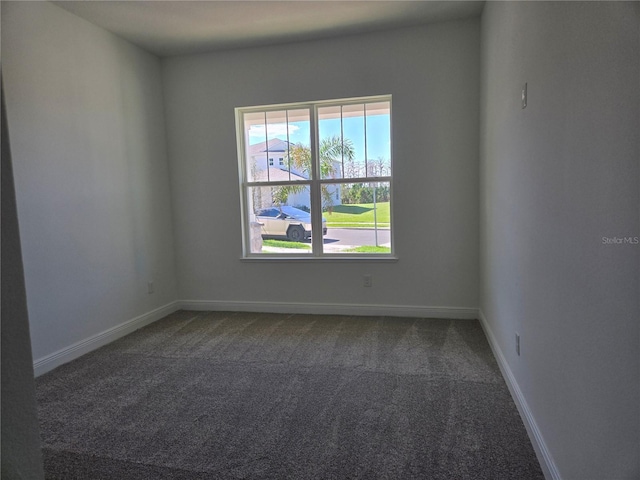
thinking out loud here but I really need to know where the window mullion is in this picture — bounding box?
[318,176,391,185]
[310,106,323,256]
[285,110,291,181]
[264,111,270,182]
[247,180,311,188]
[364,103,368,177]
[238,112,251,256]
[340,105,344,179]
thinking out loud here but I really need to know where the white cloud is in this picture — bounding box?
[249,123,299,138]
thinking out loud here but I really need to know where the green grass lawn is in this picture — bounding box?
[262,239,311,249]
[343,245,391,253]
[324,202,390,228]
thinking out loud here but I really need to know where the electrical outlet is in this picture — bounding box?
[148,281,154,294]
[515,333,520,356]
[363,274,373,288]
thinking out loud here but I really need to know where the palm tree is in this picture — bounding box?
[273,136,355,209]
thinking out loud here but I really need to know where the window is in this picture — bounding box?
[236,96,392,257]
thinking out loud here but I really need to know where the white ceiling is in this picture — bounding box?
[52,1,485,57]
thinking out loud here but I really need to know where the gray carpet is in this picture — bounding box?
[36,311,544,479]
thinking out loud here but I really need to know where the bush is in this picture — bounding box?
[341,184,390,204]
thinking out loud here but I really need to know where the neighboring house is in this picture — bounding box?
[249,138,291,174]
[248,138,341,211]
[249,138,307,181]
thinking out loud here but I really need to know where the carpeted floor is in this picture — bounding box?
[36,311,544,479]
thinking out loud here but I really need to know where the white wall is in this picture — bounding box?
[480,2,639,479]
[163,20,480,311]
[2,2,178,365]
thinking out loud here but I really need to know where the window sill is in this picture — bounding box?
[240,255,398,263]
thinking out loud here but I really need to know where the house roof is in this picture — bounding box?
[248,138,290,156]
[253,167,307,182]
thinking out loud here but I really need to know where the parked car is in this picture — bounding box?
[255,206,327,241]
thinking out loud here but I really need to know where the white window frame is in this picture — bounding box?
[236,95,394,260]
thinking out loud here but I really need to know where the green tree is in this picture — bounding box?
[273,136,355,209]
[341,182,390,205]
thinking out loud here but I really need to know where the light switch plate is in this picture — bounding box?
[522,83,527,109]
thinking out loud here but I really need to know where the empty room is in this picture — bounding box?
[1,1,638,479]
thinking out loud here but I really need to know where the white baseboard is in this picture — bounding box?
[179,300,479,319]
[32,301,475,377]
[478,309,561,480]
[33,301,180,377]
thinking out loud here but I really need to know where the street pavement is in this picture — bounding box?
[323,227,391,246]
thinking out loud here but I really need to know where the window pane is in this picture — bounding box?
[322,182,391,254]
[365,101,391,177]
[244,109,311,182]
[341,103,365,180]
[244,111,268,182]
[318,102,391,180]
[285,109,311,181]
[247,186,314,254]
[318,105,344,180]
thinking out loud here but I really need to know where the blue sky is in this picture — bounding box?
[249,114,391,162]
[318,115,391,163]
